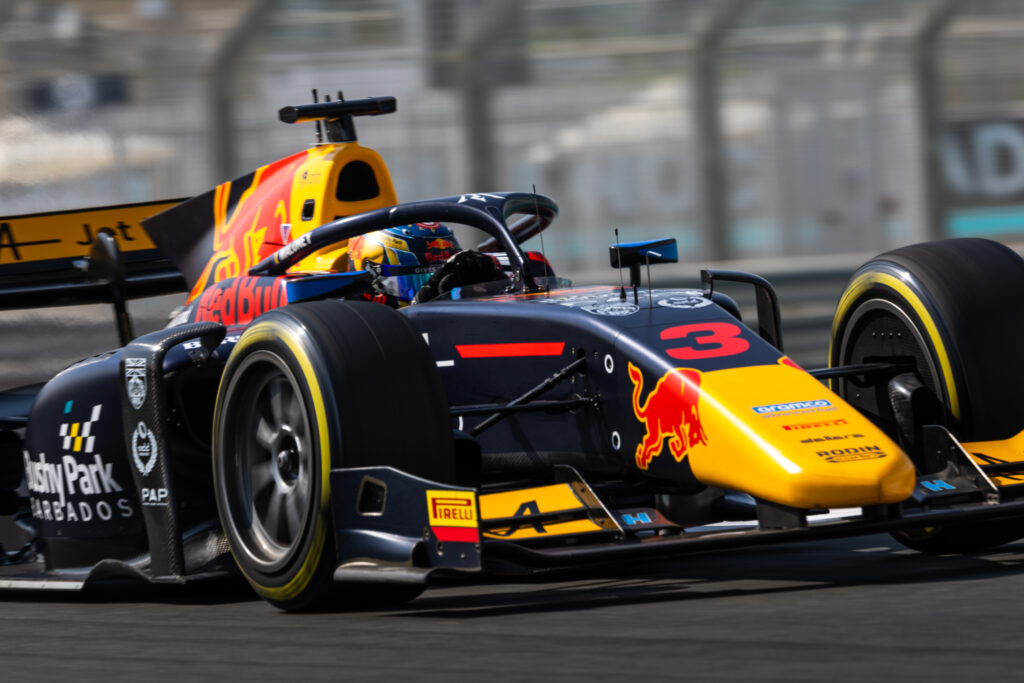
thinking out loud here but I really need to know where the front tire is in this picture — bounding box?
[830,238,1024,554]
[213,301,454,610]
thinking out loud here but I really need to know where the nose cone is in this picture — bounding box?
[775,446,917,509]
[681,364,917,509]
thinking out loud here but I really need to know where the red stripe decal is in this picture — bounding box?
[432,526,480,543]
[456,342,565,358]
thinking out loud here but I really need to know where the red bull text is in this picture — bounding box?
[628,362,708,470]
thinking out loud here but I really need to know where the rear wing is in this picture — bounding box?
[0,199,187,310]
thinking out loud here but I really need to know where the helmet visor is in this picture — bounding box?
[374,263,439,301]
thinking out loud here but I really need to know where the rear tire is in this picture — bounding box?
[830,238,1024,554]
[213,301,454,610]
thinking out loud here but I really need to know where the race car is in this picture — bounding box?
[2,94,1024,611]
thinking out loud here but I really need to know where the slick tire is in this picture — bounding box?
[830,238,1024,554]
[213,301,454,610]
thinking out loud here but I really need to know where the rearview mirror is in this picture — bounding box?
[608,238,678,287]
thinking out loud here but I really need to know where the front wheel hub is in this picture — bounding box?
[276,441,300,483]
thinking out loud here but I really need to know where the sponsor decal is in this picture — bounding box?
[24,403,133,524]
[581,302,640,316]
[131,421,158,477]
[799,433,864,444]
[0,222,60,262]
[534,289,711,317]
[193,276,287,326]
[426,490,479,543]
[815,445,886,463]
[783,418,848,431]
[753,399,834,415]
[424,237,458,263]
[536,291,640,316]
[921,479,956,492]
[621,512,653,526]
[379,234,408,251]
[182,334,240,351]
[124,357,147,410]
[59,404,102,453]
[185,151,308,302]
[656,291,713,309]
[485,501,546,537]
[0,202,166,266]
[141,487,170,506]
[479,484,608,539]
[457,193,504,204]
[628,362,708,470]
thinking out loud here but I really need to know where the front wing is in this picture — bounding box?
[329,427,1024,585]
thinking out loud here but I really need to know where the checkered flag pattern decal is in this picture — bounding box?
[59,404,103,453]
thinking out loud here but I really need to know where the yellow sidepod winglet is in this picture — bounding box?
[682,363,916,509]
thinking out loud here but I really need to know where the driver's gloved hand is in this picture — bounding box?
[413,250,504,304]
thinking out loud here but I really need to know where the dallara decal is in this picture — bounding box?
[628,362,707,470]
[799,433,864,444]
[426,490,479,543]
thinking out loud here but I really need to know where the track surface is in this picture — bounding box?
[2,533,1023,681]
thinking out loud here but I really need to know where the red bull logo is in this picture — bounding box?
[426,238,454,251]
[424,237,458,263]
[187,150,309,302]
[628,362,708,470]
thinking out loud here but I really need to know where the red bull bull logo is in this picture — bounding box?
[426,238,454,251]
[187,150,309,302]
[424,237,458,263]
[628,362,708,470]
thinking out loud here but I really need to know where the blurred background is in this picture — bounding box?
[2,0,1024,379]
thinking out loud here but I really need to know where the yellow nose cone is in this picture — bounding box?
[673,364,916,509]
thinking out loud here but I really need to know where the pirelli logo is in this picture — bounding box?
[426,490,479,543]
[782,418,848,431]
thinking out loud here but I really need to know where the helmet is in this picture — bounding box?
[347,222,461,301]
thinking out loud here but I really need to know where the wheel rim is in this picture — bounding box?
[221,350,315,573]
[838,298,943,390]
[835,296,946,436]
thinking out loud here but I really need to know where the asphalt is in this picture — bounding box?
[2,532,1024,681]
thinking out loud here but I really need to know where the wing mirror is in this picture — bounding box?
[608,238,678,287]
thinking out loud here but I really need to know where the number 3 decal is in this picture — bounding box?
[661,322,750,360]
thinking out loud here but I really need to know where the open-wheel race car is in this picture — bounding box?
[2,95,1024,611]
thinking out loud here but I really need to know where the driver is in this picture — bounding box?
[347,222,506,303]
[347,222,460,302]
